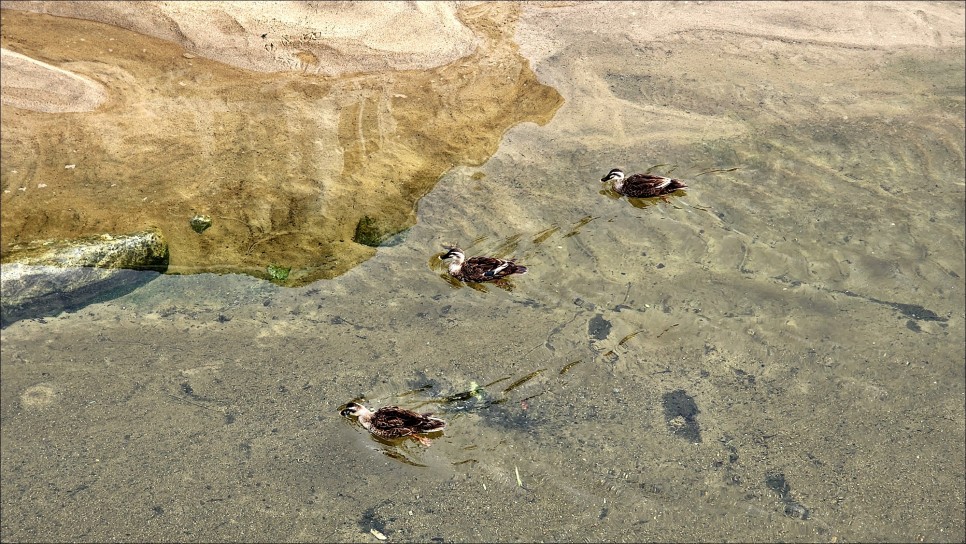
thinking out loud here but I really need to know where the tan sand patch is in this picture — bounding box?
[0,4,563,285]
[20,383,59,408]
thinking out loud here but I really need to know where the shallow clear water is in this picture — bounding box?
[2,4,965,543]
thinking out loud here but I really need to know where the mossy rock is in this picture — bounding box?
[353,215,408,248]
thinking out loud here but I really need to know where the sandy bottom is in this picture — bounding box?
[1,2,964,542]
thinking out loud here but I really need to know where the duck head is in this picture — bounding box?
[440,247,466,265]
[600,168,625,183]
[340,402,370,418]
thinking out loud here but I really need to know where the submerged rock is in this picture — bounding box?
[662,390,702,443]
[352,215,408,248]
[189,214,212,234]
[0,230,168,327]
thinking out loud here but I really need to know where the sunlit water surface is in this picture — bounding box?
[2,6,964,543]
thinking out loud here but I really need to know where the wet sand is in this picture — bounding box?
[1,2,964,542]
[1,4,562,284]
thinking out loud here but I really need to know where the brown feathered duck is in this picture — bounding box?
[440,246,528,283]
[341,402,446,444]
[600,168,688,198]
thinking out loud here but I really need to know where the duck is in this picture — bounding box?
[341,402,446,443]
[440,246,528,283]
[600,168,688,198]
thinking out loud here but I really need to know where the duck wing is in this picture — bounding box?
[622,173,688,198]
[372,406,446,436]
[463,256,528,282]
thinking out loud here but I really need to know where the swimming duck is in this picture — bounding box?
[600,168,688,198]
[440,247,528,283]
[341,402,446,443]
